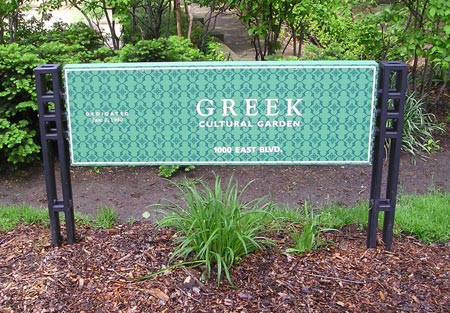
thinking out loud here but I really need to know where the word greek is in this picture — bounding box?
[196,98,303,117]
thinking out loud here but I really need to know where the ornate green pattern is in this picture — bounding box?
[64,61,378,165]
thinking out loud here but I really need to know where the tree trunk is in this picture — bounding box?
[297,32,304,58]
[184,3,193,39]
[103,6,120,50]
[0,19,4,44]
[174,0,182,37]
[436,72,449,104]
[411,50,418,92]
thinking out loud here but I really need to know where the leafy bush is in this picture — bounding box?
[0,22,115,171]
[301,43,360,61]
[35,22,115,64]
[302,4,365,60]
[353,6,407,62]
[18,21,105,51]
[156,177,273,286]
[0,44,43,170]
[39,42,90,64]
[119,36,215,62]
[157,165,195,178]
[2,16,224,170]
[200,38,225,62]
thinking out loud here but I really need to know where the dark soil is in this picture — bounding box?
[1,134,450,221]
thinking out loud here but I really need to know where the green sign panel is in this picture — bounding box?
[64,61,378,166]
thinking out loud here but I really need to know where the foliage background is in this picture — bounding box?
[0,0,448,170]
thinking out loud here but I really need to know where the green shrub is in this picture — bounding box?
[0,44,43,170]
[1,21,222,170]
[157,177,273,286]
[119,36,209,62]
[35,22,115,64]
[38,42,89,64]
[158,165,195,178]
[0,22,116,170]
[18,21,104,51]
[300,42,362,61]
[197,38,225,61]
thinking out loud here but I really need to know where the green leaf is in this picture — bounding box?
[429,7,436,18]
[444,25,450,36]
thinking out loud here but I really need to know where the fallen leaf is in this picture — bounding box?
[78,277,85,289]
[411,295,420,304]
[149,288,170,302]
[238,292,252,300]
[183,276,191,284]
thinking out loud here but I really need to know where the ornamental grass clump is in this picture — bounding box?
[156,176,273,286]
[286,203,336,254]
[401,94,444,155]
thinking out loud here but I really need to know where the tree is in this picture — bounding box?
[192,0,354,60]
[193,0,290,60]
[0,0,27,44]
[173,0,182,37]
[400,0,450,100]
[231,0,286,60]
[120,0,172,42]
[364,0,450,101]
[63,0,122,50]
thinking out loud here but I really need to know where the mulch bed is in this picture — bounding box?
[1,222,449,312]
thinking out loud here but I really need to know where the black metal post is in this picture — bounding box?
[367,61,407,250]
[35,64,75,247]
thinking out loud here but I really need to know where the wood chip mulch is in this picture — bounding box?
[1,222,449,312]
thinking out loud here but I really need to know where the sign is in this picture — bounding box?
[64,61,378,166]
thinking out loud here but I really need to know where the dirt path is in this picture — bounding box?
[1,144,449,222]
[191,4,255,60]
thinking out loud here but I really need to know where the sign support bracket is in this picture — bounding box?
[35,64,75,246]
[367,61,407,250]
